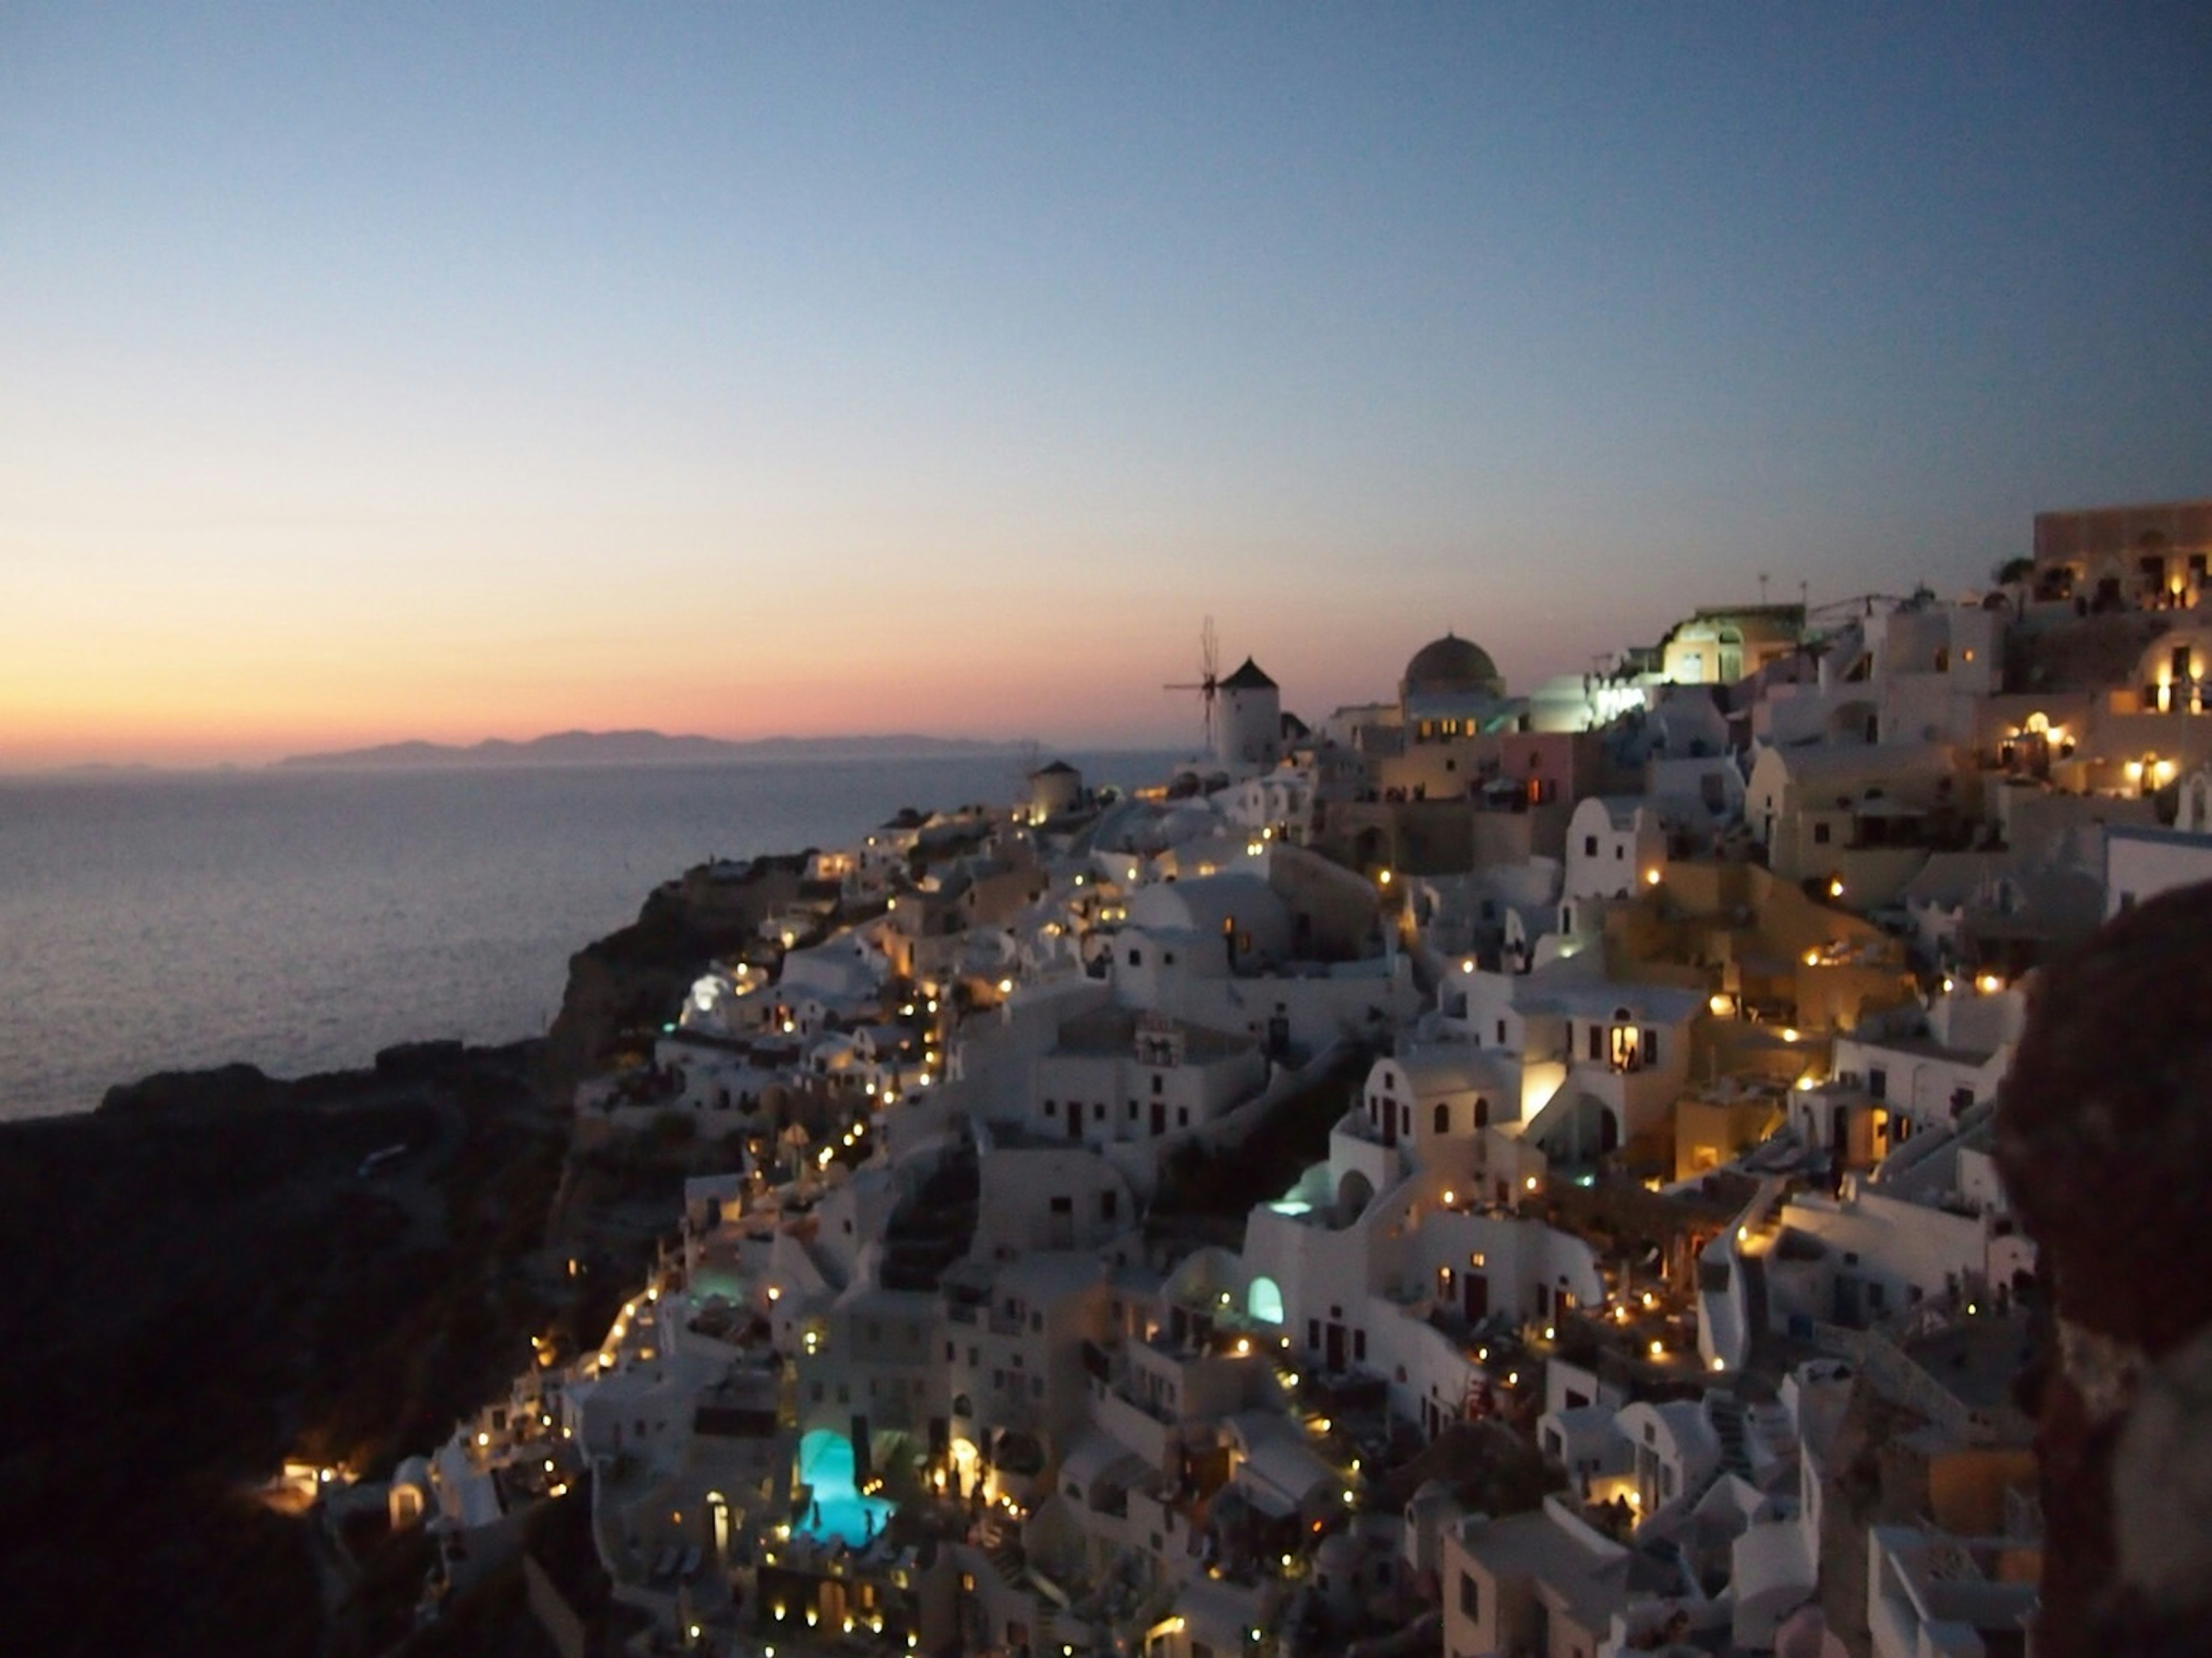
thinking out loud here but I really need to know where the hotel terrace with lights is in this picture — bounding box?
[370,501,2206,1658]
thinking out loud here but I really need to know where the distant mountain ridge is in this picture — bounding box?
[275,729,1020,769]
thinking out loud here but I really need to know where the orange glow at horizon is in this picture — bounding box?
[3,492,1657,771]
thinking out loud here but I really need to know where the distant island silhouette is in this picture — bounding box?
[274,729,1025,769]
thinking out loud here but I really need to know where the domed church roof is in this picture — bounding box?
[1402,632,1503,699]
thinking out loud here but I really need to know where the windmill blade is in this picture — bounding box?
[1165,617,1224,751]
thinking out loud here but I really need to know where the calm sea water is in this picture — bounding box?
[0,752,1173,1121]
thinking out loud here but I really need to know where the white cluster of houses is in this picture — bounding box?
[401,501,2208,1658]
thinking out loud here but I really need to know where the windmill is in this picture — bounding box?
[1163,616,1221,750]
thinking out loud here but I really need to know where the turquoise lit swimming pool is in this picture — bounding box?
[794,1429,894,1545]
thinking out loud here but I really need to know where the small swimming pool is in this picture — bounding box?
[794,1429,894,1546]
[685,1264,747,1304]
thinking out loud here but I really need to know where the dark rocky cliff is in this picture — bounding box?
[0,1041,566,1657]
[535,853,813,1100]
[0,851,838,1656]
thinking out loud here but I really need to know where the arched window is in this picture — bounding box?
[1474,1097,1490,1129]
[1248,1276,1285,1324]
[1433,1102,1451,1135]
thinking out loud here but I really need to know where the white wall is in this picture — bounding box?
[2106,828,2212,917]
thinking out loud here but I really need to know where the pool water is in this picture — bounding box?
[795,1430,894,1546]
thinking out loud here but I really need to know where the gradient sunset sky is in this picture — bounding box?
[3,4,2207,768]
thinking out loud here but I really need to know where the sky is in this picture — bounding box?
[2,3,2207,768]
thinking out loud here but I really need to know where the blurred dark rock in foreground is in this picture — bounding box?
[1997,881,2212,1656]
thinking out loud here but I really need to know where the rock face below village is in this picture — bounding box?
[536,853,815,1097]
[0,1041,567,1658]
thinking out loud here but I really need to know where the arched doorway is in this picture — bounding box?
[1335,1169,1375,1226]
[1248,1276,1285,1324]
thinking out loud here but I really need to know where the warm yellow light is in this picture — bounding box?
[1442,1189,1456,1205]
[1649,1340,1665,1357]
[766,1285,781,1301]
[1737,1226,1749,1243]
[1781,1027,1800,1042]
[1644,868,1661,886]
[1708,993,1732,1016]
[1543,1325,1555,1341]
[1828,878,1845,899]
[1711,1356,1726,1372]
[998,978,1013,994]
[1377,868,1392,885]
[1524,1175,1538,1191]
[1975,973,2002,994]
[1461,959,1475,974]
[1803,949,1821,967]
